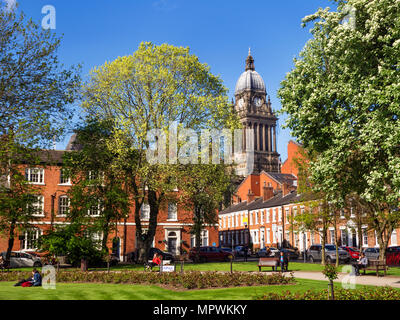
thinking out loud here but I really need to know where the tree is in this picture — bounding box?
[62,119,129,255]
[178,164,235,259]
[0,4,80,260]
[81,42,237,262]
[278,0,400,260]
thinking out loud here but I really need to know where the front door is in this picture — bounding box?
[168,238,177,255]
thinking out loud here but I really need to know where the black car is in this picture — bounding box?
[148,247,174,262]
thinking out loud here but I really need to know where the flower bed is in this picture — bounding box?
[1,271,295,290]
[256,287,400,300]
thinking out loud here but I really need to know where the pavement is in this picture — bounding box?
[289,271,400,288]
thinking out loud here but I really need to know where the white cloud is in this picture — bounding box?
[3,0,17,12]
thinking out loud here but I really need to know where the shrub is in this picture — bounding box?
[0,270,295,289]
[256,287,400,300]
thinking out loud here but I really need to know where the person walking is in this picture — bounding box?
[243,246,248,262]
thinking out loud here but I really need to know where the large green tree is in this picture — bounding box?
[0,4,80,261]
[81,42,238,262]
[279,0,400,259]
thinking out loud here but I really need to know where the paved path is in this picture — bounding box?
[290,271,400,288]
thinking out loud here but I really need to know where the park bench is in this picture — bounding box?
[362,259,387,277]
[258,257,279,272]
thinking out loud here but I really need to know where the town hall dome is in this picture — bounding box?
[234,49,266,95]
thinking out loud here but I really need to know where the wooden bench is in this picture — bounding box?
[258,257,279,272]
[362,259,387,277]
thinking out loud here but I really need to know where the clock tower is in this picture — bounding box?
[234,50,280,176]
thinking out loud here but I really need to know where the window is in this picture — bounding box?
[266,210,270,223]
[362,228,368,246]
[58,196,70,216]
[59,169,71,185]
[201,230,208,246]
[21,229,41,250]
[31,196,44,216]
[341,229,348,246]
[391,230,398,246]
[167,202,177,220]
[266,229,271,244]
[88,170,105,184]
[254,211,258,225]
[330,230,335,244]
[285,209,289,224]
[140,203,150,220]
[249,212,253,226]
[260,210,264,224]
[278,208,282,222]
[25,168,44,184]
[88,201,102,217]
[272,209,276,222]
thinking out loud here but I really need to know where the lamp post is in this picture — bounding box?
[303,233,307,263]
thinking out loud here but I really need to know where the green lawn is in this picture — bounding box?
[0,279,381,300]
[13,261,400,276]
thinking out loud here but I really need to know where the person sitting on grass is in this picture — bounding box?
[30,269,42,286]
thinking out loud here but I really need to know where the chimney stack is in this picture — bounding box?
[263,184,274,202]
[247,189,255,203]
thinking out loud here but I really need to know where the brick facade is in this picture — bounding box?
[1,155,219,260]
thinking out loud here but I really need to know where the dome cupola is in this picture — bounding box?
[235,49,266,95]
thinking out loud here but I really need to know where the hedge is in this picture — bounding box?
[256,287,400,300]
[1,271,295,290]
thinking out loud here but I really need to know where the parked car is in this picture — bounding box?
[386,246,400,266]
[340,246,360,260]
[280,248,300,260]
[307,244,350,264]
[220,247,235,257]
[189,246,233,262]
[267,247,280,257]
[256,247,270,257]
[1,251,42,268]
[363,247,380,260]
[234,246,251,257]
[148,247,174,263]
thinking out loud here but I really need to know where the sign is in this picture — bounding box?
[243,216,248,226]
[161,265,175,273]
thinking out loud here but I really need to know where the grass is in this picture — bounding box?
[0,279,385,300]
[11,261,400,276]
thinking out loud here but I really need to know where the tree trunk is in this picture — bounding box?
[334,219,339,267]
[321,227,326,265]
[6,221,16,262]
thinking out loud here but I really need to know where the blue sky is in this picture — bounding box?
[15,0,335,161]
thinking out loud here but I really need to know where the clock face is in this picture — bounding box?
[254,97,262,107]
[238,98,245,108]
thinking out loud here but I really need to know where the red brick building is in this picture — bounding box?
[0,148,219,260]
[219,141,400,254]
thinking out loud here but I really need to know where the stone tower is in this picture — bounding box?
[234,50,280,176]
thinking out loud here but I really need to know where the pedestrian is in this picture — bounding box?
[243,246,248,262]
[353,252,368,276]
[280,251,289,272]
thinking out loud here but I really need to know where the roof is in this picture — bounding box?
[235,52,266,95]
[262,172,297,185]
[219,190,304,215]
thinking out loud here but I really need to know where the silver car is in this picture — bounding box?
[307,244,350,264]
[363,247,380,260]
[1,251,42,268]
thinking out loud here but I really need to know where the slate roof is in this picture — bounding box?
[219,190,304,215]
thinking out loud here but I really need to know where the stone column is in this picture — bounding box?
[273,125,277,153]
[259,124,263,151]
[267,124,271,152]
[254,123,258,151]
